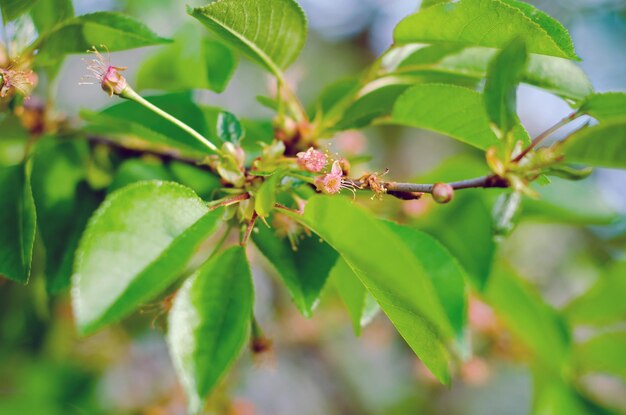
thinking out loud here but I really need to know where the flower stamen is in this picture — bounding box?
[79,45,128,97]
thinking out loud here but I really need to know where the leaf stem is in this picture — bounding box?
[120,87,221,155]
[207,193,250,211]
[512,111,580,163]
[241,211,258,246]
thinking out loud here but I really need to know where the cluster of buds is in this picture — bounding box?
[296,147,354,195]
[296,147,327,172]
[79,46,128,97]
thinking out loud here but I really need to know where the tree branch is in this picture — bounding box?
[344,175,509,200]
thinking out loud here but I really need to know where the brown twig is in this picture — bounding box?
[344,175,509,199]
[208,193,250,211]
[241,211,258,246]
[86,135,211,169]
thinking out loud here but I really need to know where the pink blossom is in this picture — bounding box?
[296,147,328,172]
[80,46,128,96]
[315,161,343,194]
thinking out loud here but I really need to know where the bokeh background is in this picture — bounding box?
[1,0,626,414]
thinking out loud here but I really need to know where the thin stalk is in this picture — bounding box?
[241,211,258,246]
[120,87,221,155]
[513,112,580,163]
[383,175,508,193]
[207,193,250,211]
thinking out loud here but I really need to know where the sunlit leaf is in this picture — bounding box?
[484,38,528,136]
[284,196,453,383]
[579,92,626,122]
[34,12,170,65]
[168,246,253,415]
[394,0,577,60]
[330,256,380,335]
[391,84,501,149]
[385,221,468,344]
[394,46,593,103]
[188,0,307,78]
[72,181,222,335]
[562,118,626,169]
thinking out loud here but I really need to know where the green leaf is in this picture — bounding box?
[409,157,495,289]
[188,0,307,78]
[72,181,222,335]
[30,137,101,293]
[0,163,36,284]
[522,177,617,225]
[395,46,593,103]
[30,0,73,35]
[34,12,171,66]
[391,84,499,150]
[284,196,453,383]
[253,223,338,317]
[330,256,380,335]
[394,0,578,60]
[108,159,174,193]
[136,24,237,94]
[217,111,244,144]
[564,262,626,326]
[562,118,626,169]
[0,0,37,23]
[498,0,576,59]
[337,82,410,130]
[169,162,221,200]
[254,172,282,218]
[485,264,570,370]
[484,38,528,137]
[420,0,447,9]
[384,222,468,344]
[532,367,604,415]
[168,246,253,415]
[579,92,626,122]
[81,92,211,156]
[573,331,626,381]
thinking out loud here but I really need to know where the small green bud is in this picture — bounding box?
[432,183,454,204]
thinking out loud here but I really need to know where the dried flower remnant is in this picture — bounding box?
[79,46,128,96]
[0,67,36,98]
[296,147,327,172]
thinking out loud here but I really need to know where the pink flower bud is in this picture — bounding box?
[100,65,128,96]
[80,46,128,97]
[296,147,327,173]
